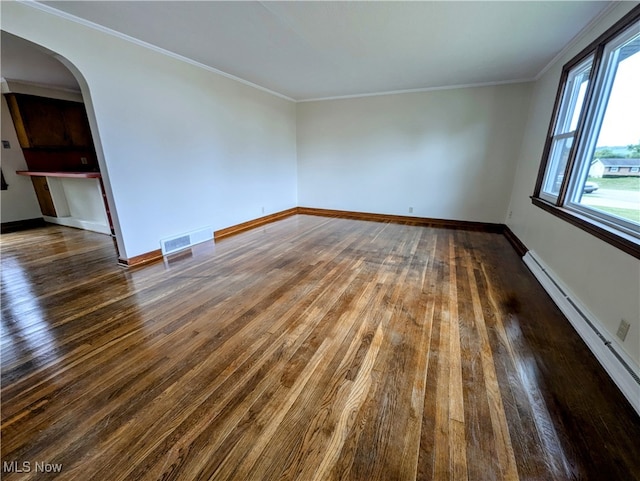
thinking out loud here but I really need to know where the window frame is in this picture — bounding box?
[532,5,640,259]
[537,54,594,204]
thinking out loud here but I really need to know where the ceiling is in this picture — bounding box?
[4,1,613,101]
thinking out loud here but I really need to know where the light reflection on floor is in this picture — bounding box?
[1,257,57,371]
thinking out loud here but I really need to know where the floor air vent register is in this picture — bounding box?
[160,226,214,256]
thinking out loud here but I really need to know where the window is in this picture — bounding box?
[533,6,640,259]
[631,167,640,173]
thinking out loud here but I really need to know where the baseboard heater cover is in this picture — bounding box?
[523,251,640,415]
[160,226,214,256]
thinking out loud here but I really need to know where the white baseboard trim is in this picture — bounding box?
[523,251,640,415]
[43,215,111,235]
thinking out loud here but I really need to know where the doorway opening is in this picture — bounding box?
[0,31,123,260]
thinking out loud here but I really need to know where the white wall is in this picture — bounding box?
[0,95,42,223]
[44,177,111,235]
[297,84,532,223]
[2,2,298,259]
[507,2,640,364]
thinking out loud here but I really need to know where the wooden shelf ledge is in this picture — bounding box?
[16,170,101,179]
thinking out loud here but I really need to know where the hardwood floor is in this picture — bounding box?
[1,216,639,481]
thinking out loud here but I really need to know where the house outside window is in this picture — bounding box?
[533,6,640,259]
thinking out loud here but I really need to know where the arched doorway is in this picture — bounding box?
[0,31,123,260]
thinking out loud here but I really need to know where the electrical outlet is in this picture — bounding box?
[408,207,413,214]
[80,157,88,165]
[616,319,630,342]
[508,210,513,219]
[2,140,10,149]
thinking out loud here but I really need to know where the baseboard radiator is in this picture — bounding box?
[523,251,640,415]
[160,226,214,256]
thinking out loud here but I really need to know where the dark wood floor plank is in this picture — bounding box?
[453,232,500,481]
[1,218,639,481]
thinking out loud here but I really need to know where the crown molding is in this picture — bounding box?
[15,0,616,105]
[1,77,83,102]
[17,0,296,102]
[297,78,535,103]
[534,1,620,81]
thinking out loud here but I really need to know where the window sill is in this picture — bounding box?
[531,196,640,259]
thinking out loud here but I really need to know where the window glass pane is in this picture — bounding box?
[568,80,589,132]
[555,57,593,135]
[542,136,573,196]
[575,32,640,228]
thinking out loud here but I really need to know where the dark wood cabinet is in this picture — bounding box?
[4,93,99,172]
[22,149,98,172]
[5,93,94,149]
[4,93,114,231]
[8,94,67,147]
[61,101,94,148]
